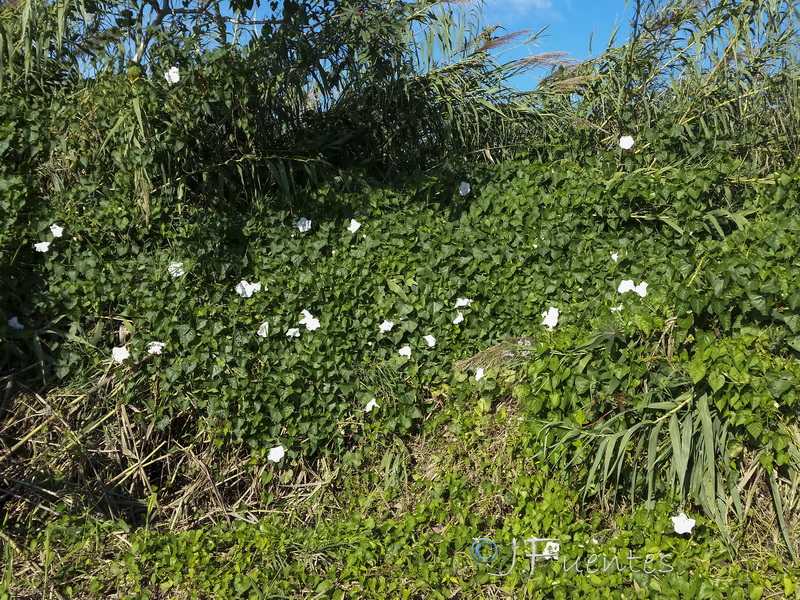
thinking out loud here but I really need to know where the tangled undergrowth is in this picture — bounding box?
[3,0,800,597]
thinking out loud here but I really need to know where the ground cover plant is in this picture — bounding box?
[2,0,800,598]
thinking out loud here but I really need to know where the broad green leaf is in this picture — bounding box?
[708,372,725,393]
[768,378,792,398]
[386,278,410,301]
[688,360,706,384]
[784,313,800,333]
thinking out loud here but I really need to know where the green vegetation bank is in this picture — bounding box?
[1,0,799,598]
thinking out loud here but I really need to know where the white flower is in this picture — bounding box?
[611,252,619,263]
[7,316,24,330]
[296,217,311,233]
[147,341,165,355]
[543,541,560,559]
[347,219,361,233]
[299,309,320,331]
[235,280,262,298]
[475,368,485,381]
[541,307,559,331]
[671,512,696,534]
[286,328,300,338]
[379,320,394,332]
[454,298,473,308]
[452,311,464,325]
[112,347,130,363]
[619,135,634,150]
[34,241,50,253]
[774,401,780,408]
[533,244,538,249]
[423,334,436,347]
[50,224,64,238]
[168,262,185,277]
[459,182,471,196]
[365,398,379,412]
[610,305,623,312]
[257,322,269,337]
[165,66,180,84]
[398,345,411,357]
[267,445,285,463]
[618,280,648,297]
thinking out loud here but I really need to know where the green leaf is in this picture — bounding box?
[768,378,792,398]
[669,413,689,493]
[771,433,789,452]
[746,421,763,441]
[788,293,800,311]
[574,375,590,394]
[646,401,677,410]
[767,469,797,561]
[749,585,764,600]
[784,313,800,333]
[688,360,706,384]
[387,279,409,301]
[131,94,145,138]
[660,216,684,235]
[747,292,768,315]
[708,372,724,393]
[759,453,774,476]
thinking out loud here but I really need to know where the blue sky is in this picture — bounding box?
[481,0,634,91]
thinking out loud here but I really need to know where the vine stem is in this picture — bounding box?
[653,391,693,424]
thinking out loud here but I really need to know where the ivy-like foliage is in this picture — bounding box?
[2,0,800,584]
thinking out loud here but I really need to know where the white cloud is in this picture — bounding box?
[490,0,558,17]
[521,0,554,10]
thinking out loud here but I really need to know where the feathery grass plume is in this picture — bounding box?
[514,51,578,70]
[472,27,535,53]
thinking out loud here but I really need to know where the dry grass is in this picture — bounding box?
[0,365,341,597]
[735,447,800,563]
[453,336,537,372]
[2,363,798,597]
